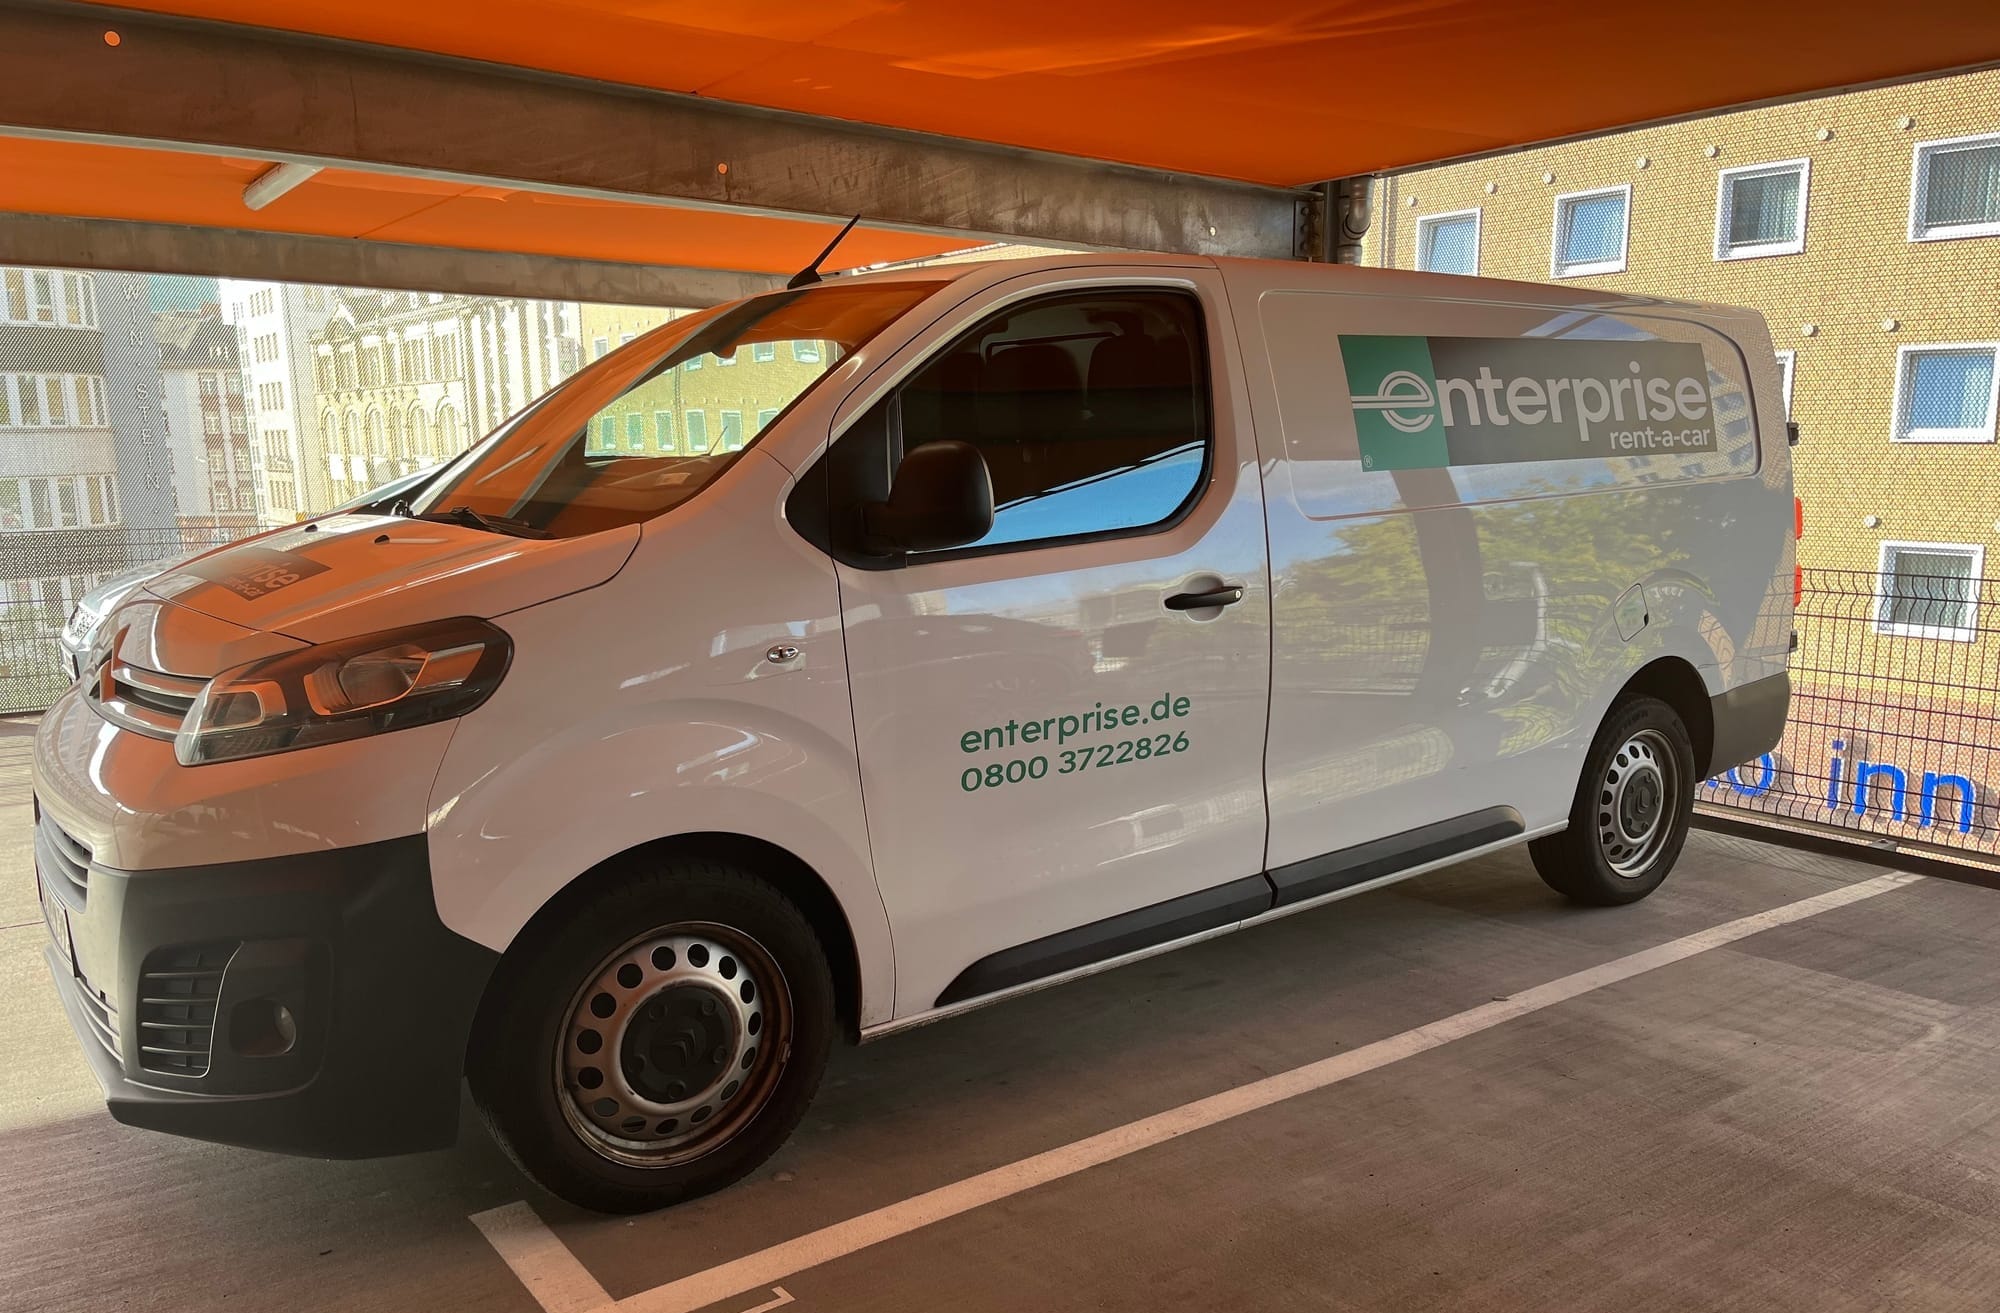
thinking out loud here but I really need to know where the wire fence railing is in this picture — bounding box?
[0,525,255,714]
[1701,567,2000,862]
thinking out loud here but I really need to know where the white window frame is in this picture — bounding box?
[1774,350,1795,419]
[1550,184,1632,278]
[1874,540,1985,642]
[1908,131,2000,242]
[1414,207,1481,274]
[1890,342,2000,443]
[1714,157,1810,260]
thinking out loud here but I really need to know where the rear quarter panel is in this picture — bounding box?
[1221,263,1791,862]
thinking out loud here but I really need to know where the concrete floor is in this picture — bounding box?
[6,714,2000,1312]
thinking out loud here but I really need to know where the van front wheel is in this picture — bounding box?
[1531,696,1696,906]
[470,859,834,1213]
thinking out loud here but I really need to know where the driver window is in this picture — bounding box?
[900,289,1211,552]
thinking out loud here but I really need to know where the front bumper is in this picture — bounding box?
[38,827,497,1159]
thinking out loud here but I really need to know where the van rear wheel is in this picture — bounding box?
[470,859,834,1213]
[1530,695,1696,906]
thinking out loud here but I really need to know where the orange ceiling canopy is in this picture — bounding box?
[95,0,2000,185]
[0,0,1997,292]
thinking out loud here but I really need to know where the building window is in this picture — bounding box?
[1774,350,1795,419]
[1,270,25,322]
[1415,209,1480,274]
[1715,159,1809,259]
[1910,133,2000,242]
[791,341,822,363]
[715,349,737,367]
[1551,185,1631,278]
[1891,344,1999,443]
[225,373,243,395]
[597,416,616,448]
[719,410,745,450]
[30,271,54,323]
[199,376,219,398]
[1875,542,1984,641]
[684,353,702,371]
[752,342,776,363]
[684,409,708,451]
[654,411,675,451]
[592,336,609,360]
[625,413,646,449]
[757,407,780,432]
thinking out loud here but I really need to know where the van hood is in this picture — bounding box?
[142,514,640,647]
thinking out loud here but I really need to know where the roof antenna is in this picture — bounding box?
[787,215,862,290]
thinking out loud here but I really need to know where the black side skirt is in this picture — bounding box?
[1266,805,1523,906]
[934,806,1527,1008]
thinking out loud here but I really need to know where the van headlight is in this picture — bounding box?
[175,617,513,766]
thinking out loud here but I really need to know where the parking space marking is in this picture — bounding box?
[479,871,1920,1313]
[472,1200,615,1313]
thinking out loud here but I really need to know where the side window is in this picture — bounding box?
[900,289,1210,553]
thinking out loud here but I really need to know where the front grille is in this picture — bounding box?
[85,661,204,740]
[35,810,90,908]
[137,942,239,1078]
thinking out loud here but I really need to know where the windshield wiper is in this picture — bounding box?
[417,505,553,539]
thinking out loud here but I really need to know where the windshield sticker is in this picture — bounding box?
[1340,335,1719,471]
[179,548,331,602]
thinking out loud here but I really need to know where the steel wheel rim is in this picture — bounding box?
[1597,728,1678,878]
[554,922,793,1170]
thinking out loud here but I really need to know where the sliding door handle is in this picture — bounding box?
[1164,584,1245,611]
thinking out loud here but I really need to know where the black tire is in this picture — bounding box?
[469,858,835,1214]
[1530,695,1697,906]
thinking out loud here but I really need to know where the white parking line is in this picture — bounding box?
[476,871,1919,1313]
[472,1200,614,1313]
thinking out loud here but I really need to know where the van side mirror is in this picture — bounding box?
[861,441,993,554]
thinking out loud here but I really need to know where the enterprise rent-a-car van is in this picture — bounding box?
[32,256,1792,1212]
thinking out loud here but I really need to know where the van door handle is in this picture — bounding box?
[1164,585,1244,611]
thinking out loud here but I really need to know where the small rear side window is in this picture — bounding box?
[900,289,1210,552]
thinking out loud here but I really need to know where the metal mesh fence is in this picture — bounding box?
[1706,568,2000,860]
[0,525,256,713]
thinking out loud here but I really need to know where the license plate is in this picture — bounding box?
[39,876,74,974]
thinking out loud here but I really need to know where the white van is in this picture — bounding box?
[32,256,1793,1212]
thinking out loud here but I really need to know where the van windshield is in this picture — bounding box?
[411,279,938,539]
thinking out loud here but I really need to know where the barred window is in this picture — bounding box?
[1875,542,1983,640]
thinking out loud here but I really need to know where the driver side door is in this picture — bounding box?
[809,271,1274,1017]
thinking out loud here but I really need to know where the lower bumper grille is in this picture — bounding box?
[137,943,239,1078]
[74,975,120,1060]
